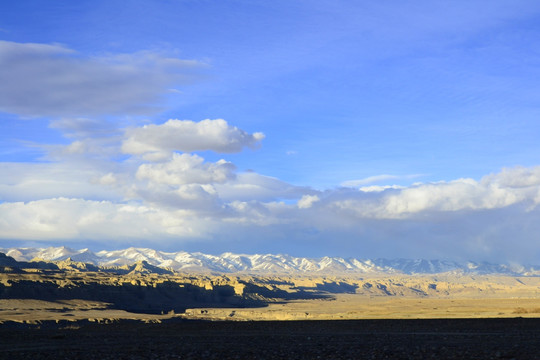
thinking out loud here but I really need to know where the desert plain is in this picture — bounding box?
[2,255,540,359]
[2,268,540,323]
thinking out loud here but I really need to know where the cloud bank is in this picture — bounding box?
[0,40,201,117]
[2,128,540,262]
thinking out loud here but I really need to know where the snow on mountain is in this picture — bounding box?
[371,259,461,275]
[2,246,540,276]
[0,246,101,264]
[96,247,171,267]
[1,248,35,262]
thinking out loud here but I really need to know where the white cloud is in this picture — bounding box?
[330,167,540,219]
[224,200,290,226]
[359,185,404,192]
[0,41,203,118]
[482,166,540,188]
[0,198,205,241]
[214,172,312,202]
[0,162,122,202]
[136,153,236,185]
[131,155,311,211]
[298,194,320,209]
[44,119,124,162]
[122,119,265,157]
[92,173,118,186]
[3,145,540,262]
[131,176,225,212]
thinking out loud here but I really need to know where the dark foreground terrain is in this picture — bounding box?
[1,318,539,359]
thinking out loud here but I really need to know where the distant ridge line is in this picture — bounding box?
[2,246,539,276]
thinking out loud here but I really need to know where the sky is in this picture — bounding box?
[1,0,540,262]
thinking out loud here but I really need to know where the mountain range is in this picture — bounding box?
[1,246,539,276]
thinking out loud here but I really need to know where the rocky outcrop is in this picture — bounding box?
[3,251,540,319]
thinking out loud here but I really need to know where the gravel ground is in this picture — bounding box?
[1,318,539,359]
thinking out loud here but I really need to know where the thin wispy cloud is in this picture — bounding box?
[341,174,424,187]
[0,41,203,118]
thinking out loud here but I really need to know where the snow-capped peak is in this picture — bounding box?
[1,246,540,276]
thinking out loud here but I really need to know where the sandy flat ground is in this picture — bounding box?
[2,285,540,359]
[2,294,540,324]
[3,272,540,359]
[2,271,540,323]
[0,299,174,324]
[183,294,540,320]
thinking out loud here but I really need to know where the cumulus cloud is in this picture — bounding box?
[328,167,540,219]
[223,200,295,227]
[483,166,540,188]
[3,144,540,262]
[43,117,126,163]
[359,185,404,192]
[0,40,202,117]
[0,198,204,240]
[131,155,236,212]
[131,154,310,211]
[122,119,265,158]
[0,162,122,202]
[298,194,320,209]
[136,153,236,185]
[92,173,118,186]
[214,172,313,202]
[133,183,223,212]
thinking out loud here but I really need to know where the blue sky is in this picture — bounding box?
[1,1,540,262]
